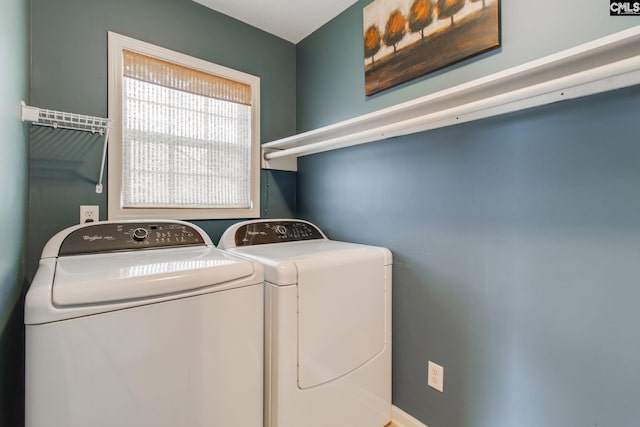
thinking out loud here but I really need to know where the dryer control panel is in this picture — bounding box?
[58,222,206,256]
[234,220,324,247]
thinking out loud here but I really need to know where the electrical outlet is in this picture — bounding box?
[80,205,99,224]
[428,361,444,392]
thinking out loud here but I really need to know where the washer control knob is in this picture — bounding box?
[274,225,287,236]
[132,227,149,242]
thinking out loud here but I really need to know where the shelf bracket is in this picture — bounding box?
[262,147,297,171]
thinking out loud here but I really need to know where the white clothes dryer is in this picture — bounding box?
[218,219,392,427]
[25,220,264,427]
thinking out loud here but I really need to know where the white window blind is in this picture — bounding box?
[108,32,260,220]
[122,50,252,209]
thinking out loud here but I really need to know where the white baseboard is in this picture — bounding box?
[392,405,428,427]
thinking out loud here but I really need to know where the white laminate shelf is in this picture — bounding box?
[262,26,640,171]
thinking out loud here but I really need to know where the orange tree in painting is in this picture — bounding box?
[437,0,466,26]
[364,25,382,64]
[383,9,407,53]
[408,0,435,40]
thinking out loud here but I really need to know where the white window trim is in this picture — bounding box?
[107,31,261,220]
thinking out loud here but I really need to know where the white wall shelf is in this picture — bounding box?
[22,102,111,193]
[262,26,640,171]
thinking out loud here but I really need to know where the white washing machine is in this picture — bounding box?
[218,219,392,427]
[25,220,264,427]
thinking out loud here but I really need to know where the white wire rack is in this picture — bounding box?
[21,103,109,134]
[21,102,111,194]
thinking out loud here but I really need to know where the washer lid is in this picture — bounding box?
[52,247,256,306]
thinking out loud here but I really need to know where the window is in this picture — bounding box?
[108,32,260,220]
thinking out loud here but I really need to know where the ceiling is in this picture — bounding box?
[192,0,360,44]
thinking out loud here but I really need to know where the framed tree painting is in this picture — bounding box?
[364,0,501,96]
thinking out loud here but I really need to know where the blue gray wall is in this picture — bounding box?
[296,1,640,426]
[0,0,29,425]
[28,0,297,277]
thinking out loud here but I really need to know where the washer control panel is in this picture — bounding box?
[59,222,206,256]
[234,220,324,247]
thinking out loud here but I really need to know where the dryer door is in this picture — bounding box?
[295,247,387,389]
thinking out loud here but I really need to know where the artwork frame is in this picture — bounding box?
[363,0,501,96]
